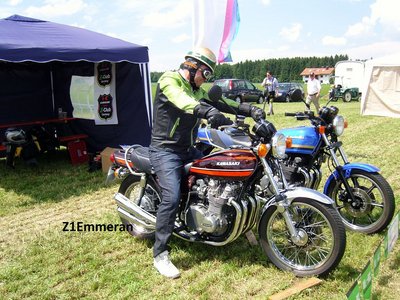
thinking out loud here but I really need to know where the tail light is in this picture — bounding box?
[229,80,233,90]
[110,153,115,163]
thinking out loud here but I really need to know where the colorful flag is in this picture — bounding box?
[193,0,240,63]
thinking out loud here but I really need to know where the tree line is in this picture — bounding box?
[150,54,349,83]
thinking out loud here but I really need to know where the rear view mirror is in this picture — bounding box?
[290,89,303,102]
[208,85,222,102]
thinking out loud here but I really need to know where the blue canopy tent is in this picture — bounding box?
[0,15,152,152]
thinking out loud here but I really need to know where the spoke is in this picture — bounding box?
[351,176,359,188]
[367,213,376,224]
[302,220,326,229]
[371,202,384,208]
[336,205,346,210]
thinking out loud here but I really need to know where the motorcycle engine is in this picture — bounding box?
[185,178,241,235]
[280,156,321,189]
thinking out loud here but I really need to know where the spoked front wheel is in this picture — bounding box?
[259,198,346,277]
[327,170,395,234]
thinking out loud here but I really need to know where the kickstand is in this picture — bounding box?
[244,230,258,246]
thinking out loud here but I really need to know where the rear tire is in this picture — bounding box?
[258,198,346,277]
[118,175,160,240]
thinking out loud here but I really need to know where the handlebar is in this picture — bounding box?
[284,112,297,117]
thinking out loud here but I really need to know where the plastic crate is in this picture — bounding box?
[67,140,88,165]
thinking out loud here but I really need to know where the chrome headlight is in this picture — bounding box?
[333,115,345,136]
[271,133,287,158]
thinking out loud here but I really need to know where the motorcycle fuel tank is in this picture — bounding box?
[190,149,256,180]
[278,126,320,155]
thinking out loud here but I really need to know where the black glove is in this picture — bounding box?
[207,113,233,129]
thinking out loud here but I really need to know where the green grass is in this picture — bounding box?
[1,97,400,299]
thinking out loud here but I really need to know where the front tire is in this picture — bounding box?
[327,170,395,234]
[258,198,346,277]
[118,175,160,239]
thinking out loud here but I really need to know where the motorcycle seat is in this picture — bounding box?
[128,145,155,174]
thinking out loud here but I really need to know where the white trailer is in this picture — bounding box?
[334,60,365,89]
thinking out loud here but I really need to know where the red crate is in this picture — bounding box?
[67,140,88,165]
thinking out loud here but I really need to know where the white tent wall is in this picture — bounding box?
[361,54,400,118]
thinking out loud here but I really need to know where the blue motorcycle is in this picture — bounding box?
[197,91,395,234]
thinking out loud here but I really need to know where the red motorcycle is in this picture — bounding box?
[106,87,346,277]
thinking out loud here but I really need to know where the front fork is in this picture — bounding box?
[321,133,357,202]
[260,156,306,246]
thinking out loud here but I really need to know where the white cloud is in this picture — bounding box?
[142,0,191,29]
[322,35,347,46]
[172,33,190,44]
[345,0,400,39]
[260,0,271,5]
[344,40,400,60]
[279,23,302,42]
[345,16,374,37]
[24,0,87,18]
[9,0,22,5]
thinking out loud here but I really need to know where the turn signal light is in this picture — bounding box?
[319,126,326,134]
[257,143,268,158]
[286,137,292,148]
[344,120,348,128]
[110,153,115,163]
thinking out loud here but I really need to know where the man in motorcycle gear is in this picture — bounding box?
[150,47,265,278]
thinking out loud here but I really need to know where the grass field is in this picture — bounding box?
[0,90,399,299]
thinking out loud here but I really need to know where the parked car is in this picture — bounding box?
[212,79,264,104]
[275,82,304,102]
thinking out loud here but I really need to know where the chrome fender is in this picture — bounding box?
[323,163,380,194]
[260,187,334,216]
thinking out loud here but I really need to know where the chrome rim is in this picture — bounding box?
[332,173,385,230]
[266,202,335,271]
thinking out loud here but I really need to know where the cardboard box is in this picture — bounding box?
[100,147,119,173]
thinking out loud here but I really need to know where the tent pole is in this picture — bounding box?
[50,69,55,116]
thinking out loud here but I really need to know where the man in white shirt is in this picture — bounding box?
[261,71,278,115]
[306,72,321,112]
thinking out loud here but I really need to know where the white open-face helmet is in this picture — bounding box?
[185,47,216,73]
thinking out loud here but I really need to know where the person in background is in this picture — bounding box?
[150,47,266,279]
[261,71,278,115]
[306,72,321,112]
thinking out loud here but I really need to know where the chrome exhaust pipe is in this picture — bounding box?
[114,192,156,229]
[117,207,155,231]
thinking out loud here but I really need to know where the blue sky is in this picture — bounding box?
[1,0,400,71]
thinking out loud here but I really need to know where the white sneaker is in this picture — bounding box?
[153,251,180,279]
